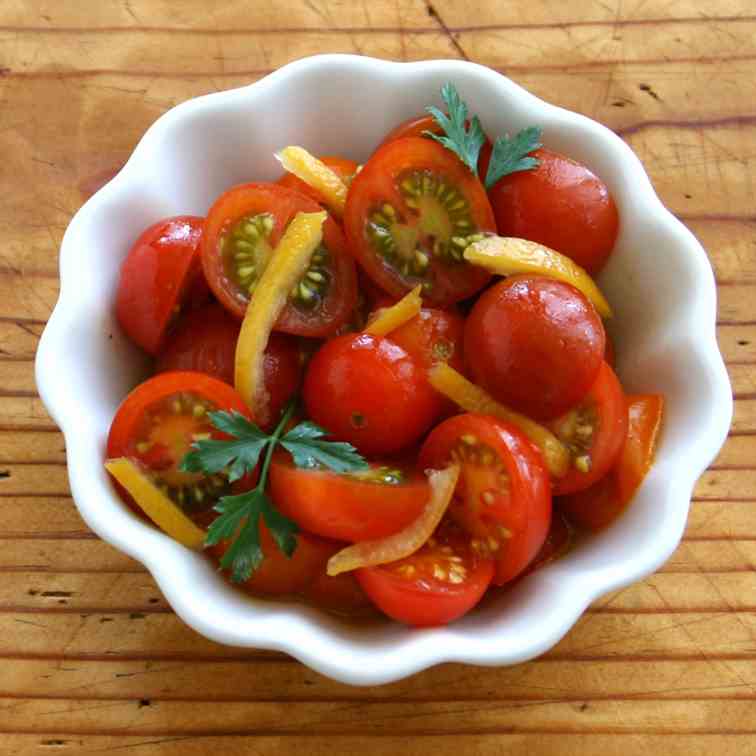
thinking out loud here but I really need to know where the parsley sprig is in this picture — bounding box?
[425,82,543,189]
[180,403,368,582]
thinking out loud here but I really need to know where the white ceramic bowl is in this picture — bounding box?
[36,55,732,685]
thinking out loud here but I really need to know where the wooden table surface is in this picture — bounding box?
[2,1,755,753]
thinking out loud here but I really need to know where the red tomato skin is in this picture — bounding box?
[116,216,208,355]
[211,524,337,596]
[155,304,301,428]
[419,414,552,585]
[551,361,629,496]
[269,455,428,542]
[302,332,439,456]
[380,114,493,177]
[303,569,373,615]
[357,554,494,627]
[488,148,619,274]
[344,138,496,307]
[200,183,357,337]
[277,155,359,205]
[558,394,663,529]
[464,275,606,421]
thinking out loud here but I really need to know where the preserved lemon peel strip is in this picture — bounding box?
[365,285,423,337]
[105,458,206,549]
[276,146,348,218]
[464,236,612,318]
[235,211,327,424]
[428,363,569,479]
[327,465,460,576]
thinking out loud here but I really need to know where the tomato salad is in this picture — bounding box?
[105,83,663,627]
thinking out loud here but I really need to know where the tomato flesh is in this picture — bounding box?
[116,216,208,355]
[201,183,356,337]
[465,275,606,420]
[156,303,301,428]
[270,455,429,542]
[345,138,496,307]
[558,394,663,529]
[419,414,552,585]
[303,332,439,456]
[488,147,619,274]
[549,361,628,496]
[357,521,494,626]
[107,372,250,518]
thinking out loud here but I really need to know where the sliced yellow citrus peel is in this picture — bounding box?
[464,236,612,318]
[275,146,348,219]
[428,363,569,479]
[235,210,326,425]
[365,285,423,337]
[326,464,460,576]
[105,458,206,549]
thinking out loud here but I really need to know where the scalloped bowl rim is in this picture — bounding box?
[36,55,732,685]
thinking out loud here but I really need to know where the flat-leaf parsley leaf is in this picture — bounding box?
[180,402,368,582]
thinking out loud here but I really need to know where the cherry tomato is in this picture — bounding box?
[277,155,359,205]
[464,275,606,420]
[115,216,209,355]
[419,414,552,585]
[155,304,301,427]
[380,114,493,178]
[386,306,465,417]
[269,455,428,541]
[558,394,663,529]
[524,510,573,576]
[356,521,494,626]
[303,332,439,456]
[201,183,357,337]
[107,372,250,519]
[344,138,496,307]
[211,524,337,596]
[549,361,628,496]
[604,331,616,368]
[488,148,619,274]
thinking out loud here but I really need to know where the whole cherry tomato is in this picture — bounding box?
[464,275,605,420]
[303,332,439,456]
[488,148,619,274]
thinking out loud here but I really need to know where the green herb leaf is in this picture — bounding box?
[180,410,269,483]
[281,421,369,474]
[206,488,299,583]
[425,82,486,176]
[484,126,543,189]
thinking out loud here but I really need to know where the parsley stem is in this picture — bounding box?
[256,400,297,490]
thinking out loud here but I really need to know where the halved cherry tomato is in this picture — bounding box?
[419,414,551,585]
[107,371,250,519]
[201,183,357,337]
[464,275,605,421]
[270,455,428,542]
[356,520,494,626]
[549,361,628,496]
[210,523,338,596]
[488,148,619,274]
[380,114,493,177]
[303,332,439,456]
[344,138,496,307]
[559,394,663,529]
[155,304,301,427]
[277,155,359,205]
[116,216,208,355]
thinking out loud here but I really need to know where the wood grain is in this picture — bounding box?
[2,0,755,752]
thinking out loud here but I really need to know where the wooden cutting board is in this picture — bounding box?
[1,1,754,753]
